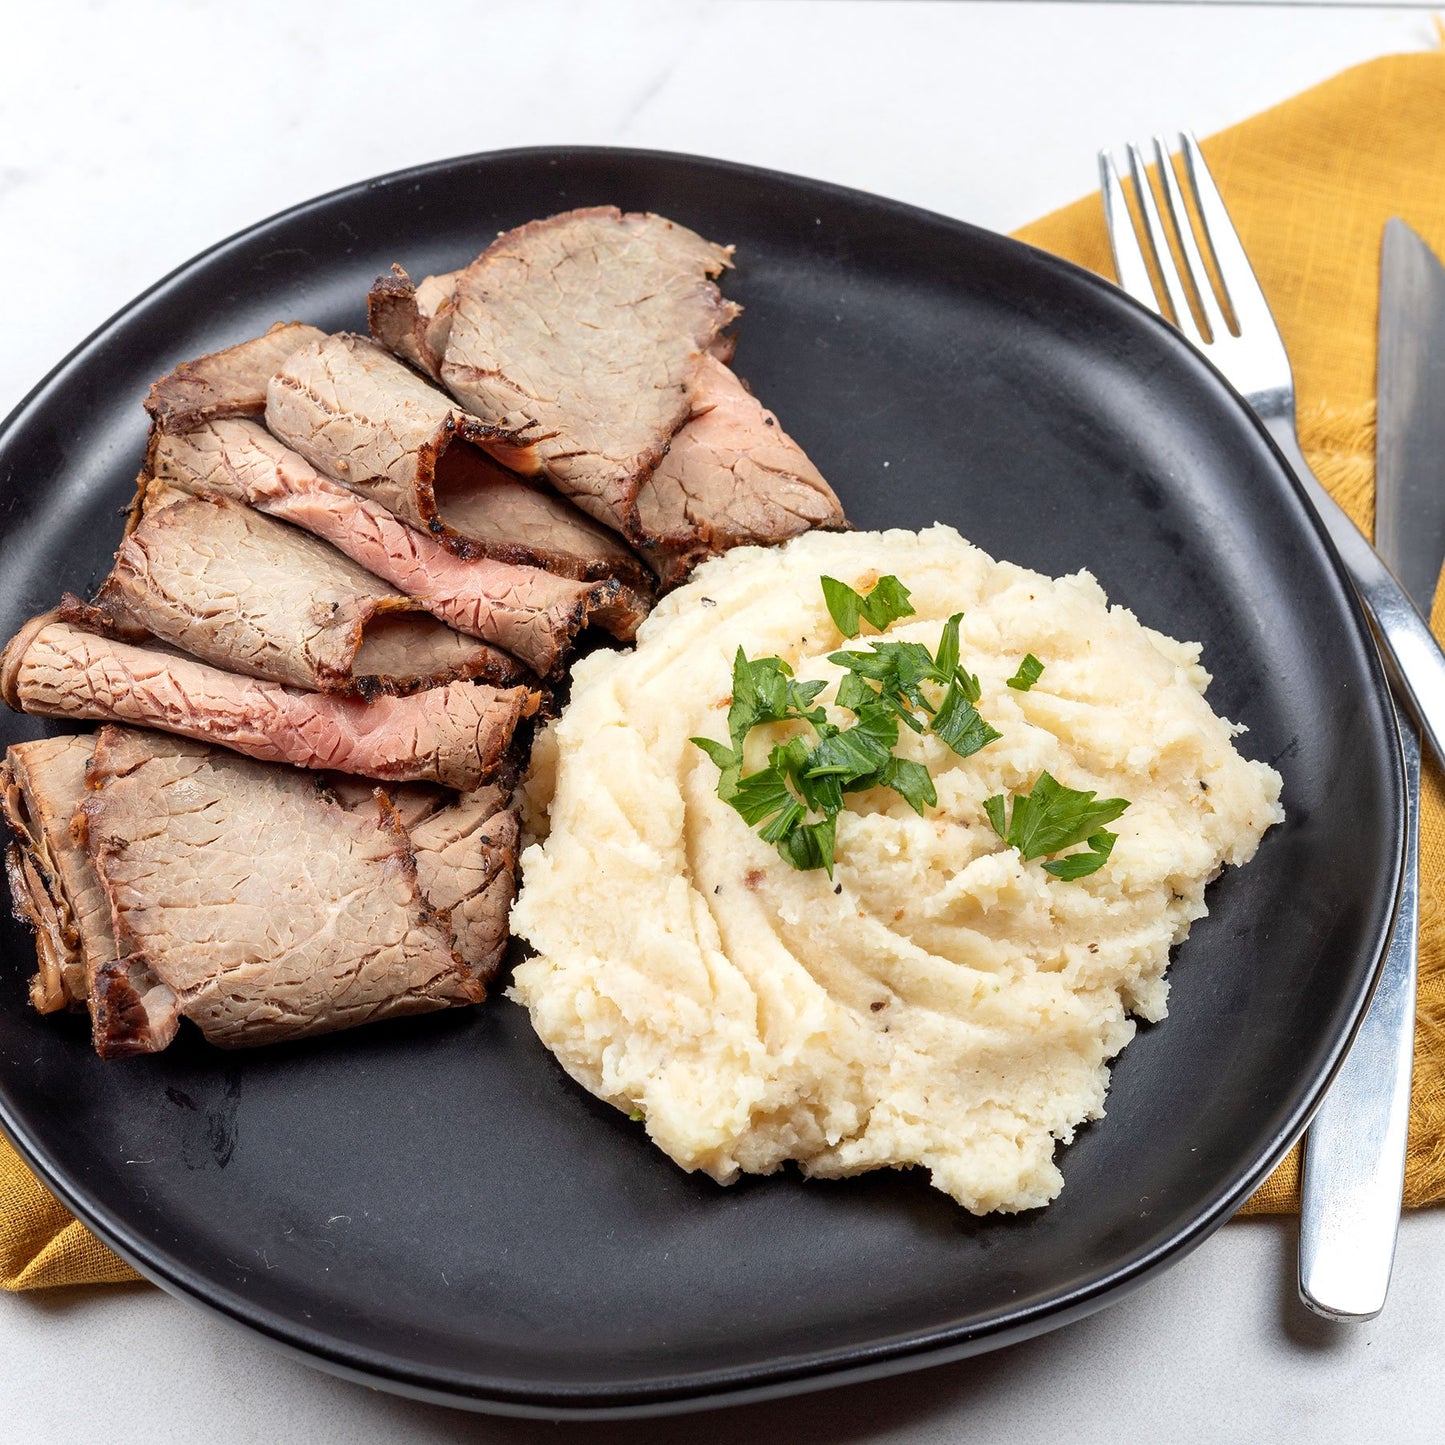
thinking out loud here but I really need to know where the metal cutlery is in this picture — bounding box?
[1097,139,1430,1319]
[1099,134,1445,772]
[1298,220,1445,1319]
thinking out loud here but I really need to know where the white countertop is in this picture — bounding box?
[3,2,1443,1439]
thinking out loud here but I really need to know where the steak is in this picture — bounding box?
[440,208,739,539]
[145,322,327,434]
[77,728,483,1050]
[367,265,461,382]
[634,355,847,587]
[77,488,521,695]
[1,615,538,790]
[151,421,650,675]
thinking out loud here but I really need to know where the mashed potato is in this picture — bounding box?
[510,526,1282,1213]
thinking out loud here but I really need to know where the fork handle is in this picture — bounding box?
[1298,709,1420,1320]
[1263,418,1445,764]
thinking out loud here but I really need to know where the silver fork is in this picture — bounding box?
[1099,134,1419,1321]
[1099,134,1445,766]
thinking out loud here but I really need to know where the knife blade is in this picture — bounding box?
[1375,219,1445,616]
[1298,219,1442,1321]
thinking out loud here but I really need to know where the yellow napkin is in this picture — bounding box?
[6,47,1445,1292]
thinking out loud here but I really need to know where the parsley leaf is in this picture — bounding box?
[931,613,963,682]
[930,680,1003,758]
[876,755,937,816]
[727,649,826,750]
[780,815,837,873]
[1006,653,1045,692]
[821,574,916,638]
[729,765,798,830]
[985,772,1130,864]
[1042,830,1118,880]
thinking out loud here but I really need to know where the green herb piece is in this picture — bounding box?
[875,755,937,816]
[628,1107,646,1122]
[726,648,827,750]
[930,679,1002,758]
[780,815,837,873]
[729,765,798,830]
[689,736,741,802]
[1042,830,1118,879]
[821,574,916,638]
[932,613,962,682]
[983,793,1008,838]
[984,772,1130,874]
[1006,654,1045,692]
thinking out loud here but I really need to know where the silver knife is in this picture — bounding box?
[1298,218,1444,1320]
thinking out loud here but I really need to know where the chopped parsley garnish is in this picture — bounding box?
[1006,653,1045,691]
[691,575,998,876]
[984,771,1129,879]
[690,576,1128,883]
[821,574,916,637]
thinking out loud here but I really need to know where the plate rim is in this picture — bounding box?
[0,143,1405,1418]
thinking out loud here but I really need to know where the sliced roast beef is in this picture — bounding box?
[266,330,546,519]
[1,734,181,1054]
[634,355,847,587]
[408,783,518,981]
[145,322,327,434]
[367,265,461,382]
[1,735,105,1012]
[150,421,650,674]
[77,728,482,1050]
[330,775,519,981]
[1,616,538,790]
[440,207,739,538]
[78,488,520,695]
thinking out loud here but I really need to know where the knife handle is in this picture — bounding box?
[1265,420,1445,766]
[1298,711,1420,1321]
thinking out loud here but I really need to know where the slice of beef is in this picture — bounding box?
[1,734,181,1055]
[408,783,518,982]
[78,728,482,1050]
[329,775,519,981]
[266,330,547,524]
[1,616,538,790]
[145,322,327,434]
[634,355,847,587]
[150,421,651,674]
[1,736,101,1011]
[75,489,520,695]
[426,452,650,583]
[440,207,739,539]
[367,265,461,382]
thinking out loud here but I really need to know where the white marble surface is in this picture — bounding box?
[3,1,1444,1439]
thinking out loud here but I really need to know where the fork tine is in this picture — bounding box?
[1124,142,1201,343]
[1150,135,1231,343]
[1098,149,1159,316]
[1179,131,1278,338]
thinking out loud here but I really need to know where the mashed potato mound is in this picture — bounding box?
[510,526,1283,1213]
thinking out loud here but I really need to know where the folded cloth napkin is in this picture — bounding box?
[1014,43,1445,1215]
[4,46,1445,1293]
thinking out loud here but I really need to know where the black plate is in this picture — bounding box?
[0,149,1401,1418]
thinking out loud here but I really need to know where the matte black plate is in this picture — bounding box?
[0,149,1402,1418]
